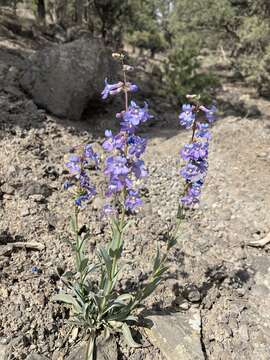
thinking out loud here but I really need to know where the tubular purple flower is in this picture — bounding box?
[103,131,127,152]
[179,104,195,128]
[65,155,81,174]
[126,83,139,93]
[84,144,99,166]
[64,145,98,208]
[132,159,148,179]
[200,105,217,123]
[104,156,130,177]
[101,78,123,100]
[125,190,143,211]
[195,123,211,140]
[180,163,201,181]
[181,193,199,206]
[128,135,147,158]
[123,101,152,127]
[102,204,117,217]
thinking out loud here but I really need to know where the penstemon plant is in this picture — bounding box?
[53,53,177,360]
[53,54,217,360]
[178,96,217,207]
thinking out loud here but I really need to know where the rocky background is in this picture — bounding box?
[1,4,270,360]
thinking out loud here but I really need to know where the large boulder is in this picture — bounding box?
[20,38,117,120]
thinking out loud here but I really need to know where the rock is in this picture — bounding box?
[246,105,261,118]
[67,336,118,360]
[22,181,52,199]
[0,183,14,195]
[146,309,204,360]
[20,38,118,120]
[0,344,7,360]
[184,285,201,303]
[25,355,49,360]
[20,207,30,217]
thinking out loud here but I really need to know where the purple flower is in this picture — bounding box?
[65,155,81,174]
[75,193,92,207]
[128,135,147,158]
[189,181,203,197]
[64,146,98,208]
[179,104,195,128]
[84,144,99,166]
[180,163,201,181]
[103,130,127,152]
[126,83,139,93]
[181,194,199,206]
[125,190,143,211]
[132,159,148,179]
[180,144,194,161]
[101,78,123,100]
[195,145,205,160]
[63,180,73,190]
[105,156,129,177]
[102,204,117,217]
[200,105,217,123]
[120,120,137,134]
[195,123,211,140]
[122,101,152,127]
[103,130,115,152]
[181,142,208,161]
[195,159,208,174]
[106,175,129,196]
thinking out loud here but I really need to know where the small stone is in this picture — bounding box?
[52,351,64,360]
[239,324,249,342]
[0,287,9,299]
[146,309,204,360]
[26,355,49,360]
[92,196,104,210]
[178,301,190,311]
[0,245,13,257]
[184,285,201,303]
[0,183,14,195]
[0,344,7,360]
[21,207,30,217]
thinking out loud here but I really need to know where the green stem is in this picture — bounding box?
[85,332,96,360]
[74,206,84,293]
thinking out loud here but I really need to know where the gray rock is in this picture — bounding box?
[20,38,118,120]
[185,285,201,303]
[0,344,7,360]
[22,181,52,199]
[146,309,204,360]
[0,183,14,195]
[25,355,49,360]
[67,336,118,360]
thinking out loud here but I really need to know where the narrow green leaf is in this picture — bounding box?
[115,294,133,303]
[125,315,139,323]
[153,247,161,272]
[141,278,161,300]
[155,266,169,277]
[122,323,141,348]
[79,258,89,273]
[52,293,82,313]
[99,248,112,275]
[62,271,75,279]
[70,216,77,233]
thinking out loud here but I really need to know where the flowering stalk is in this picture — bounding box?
[178,96,217,209]
[99,54,151,315]
[63,145,98,295]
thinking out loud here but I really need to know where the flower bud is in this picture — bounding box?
[123,65,134,72]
